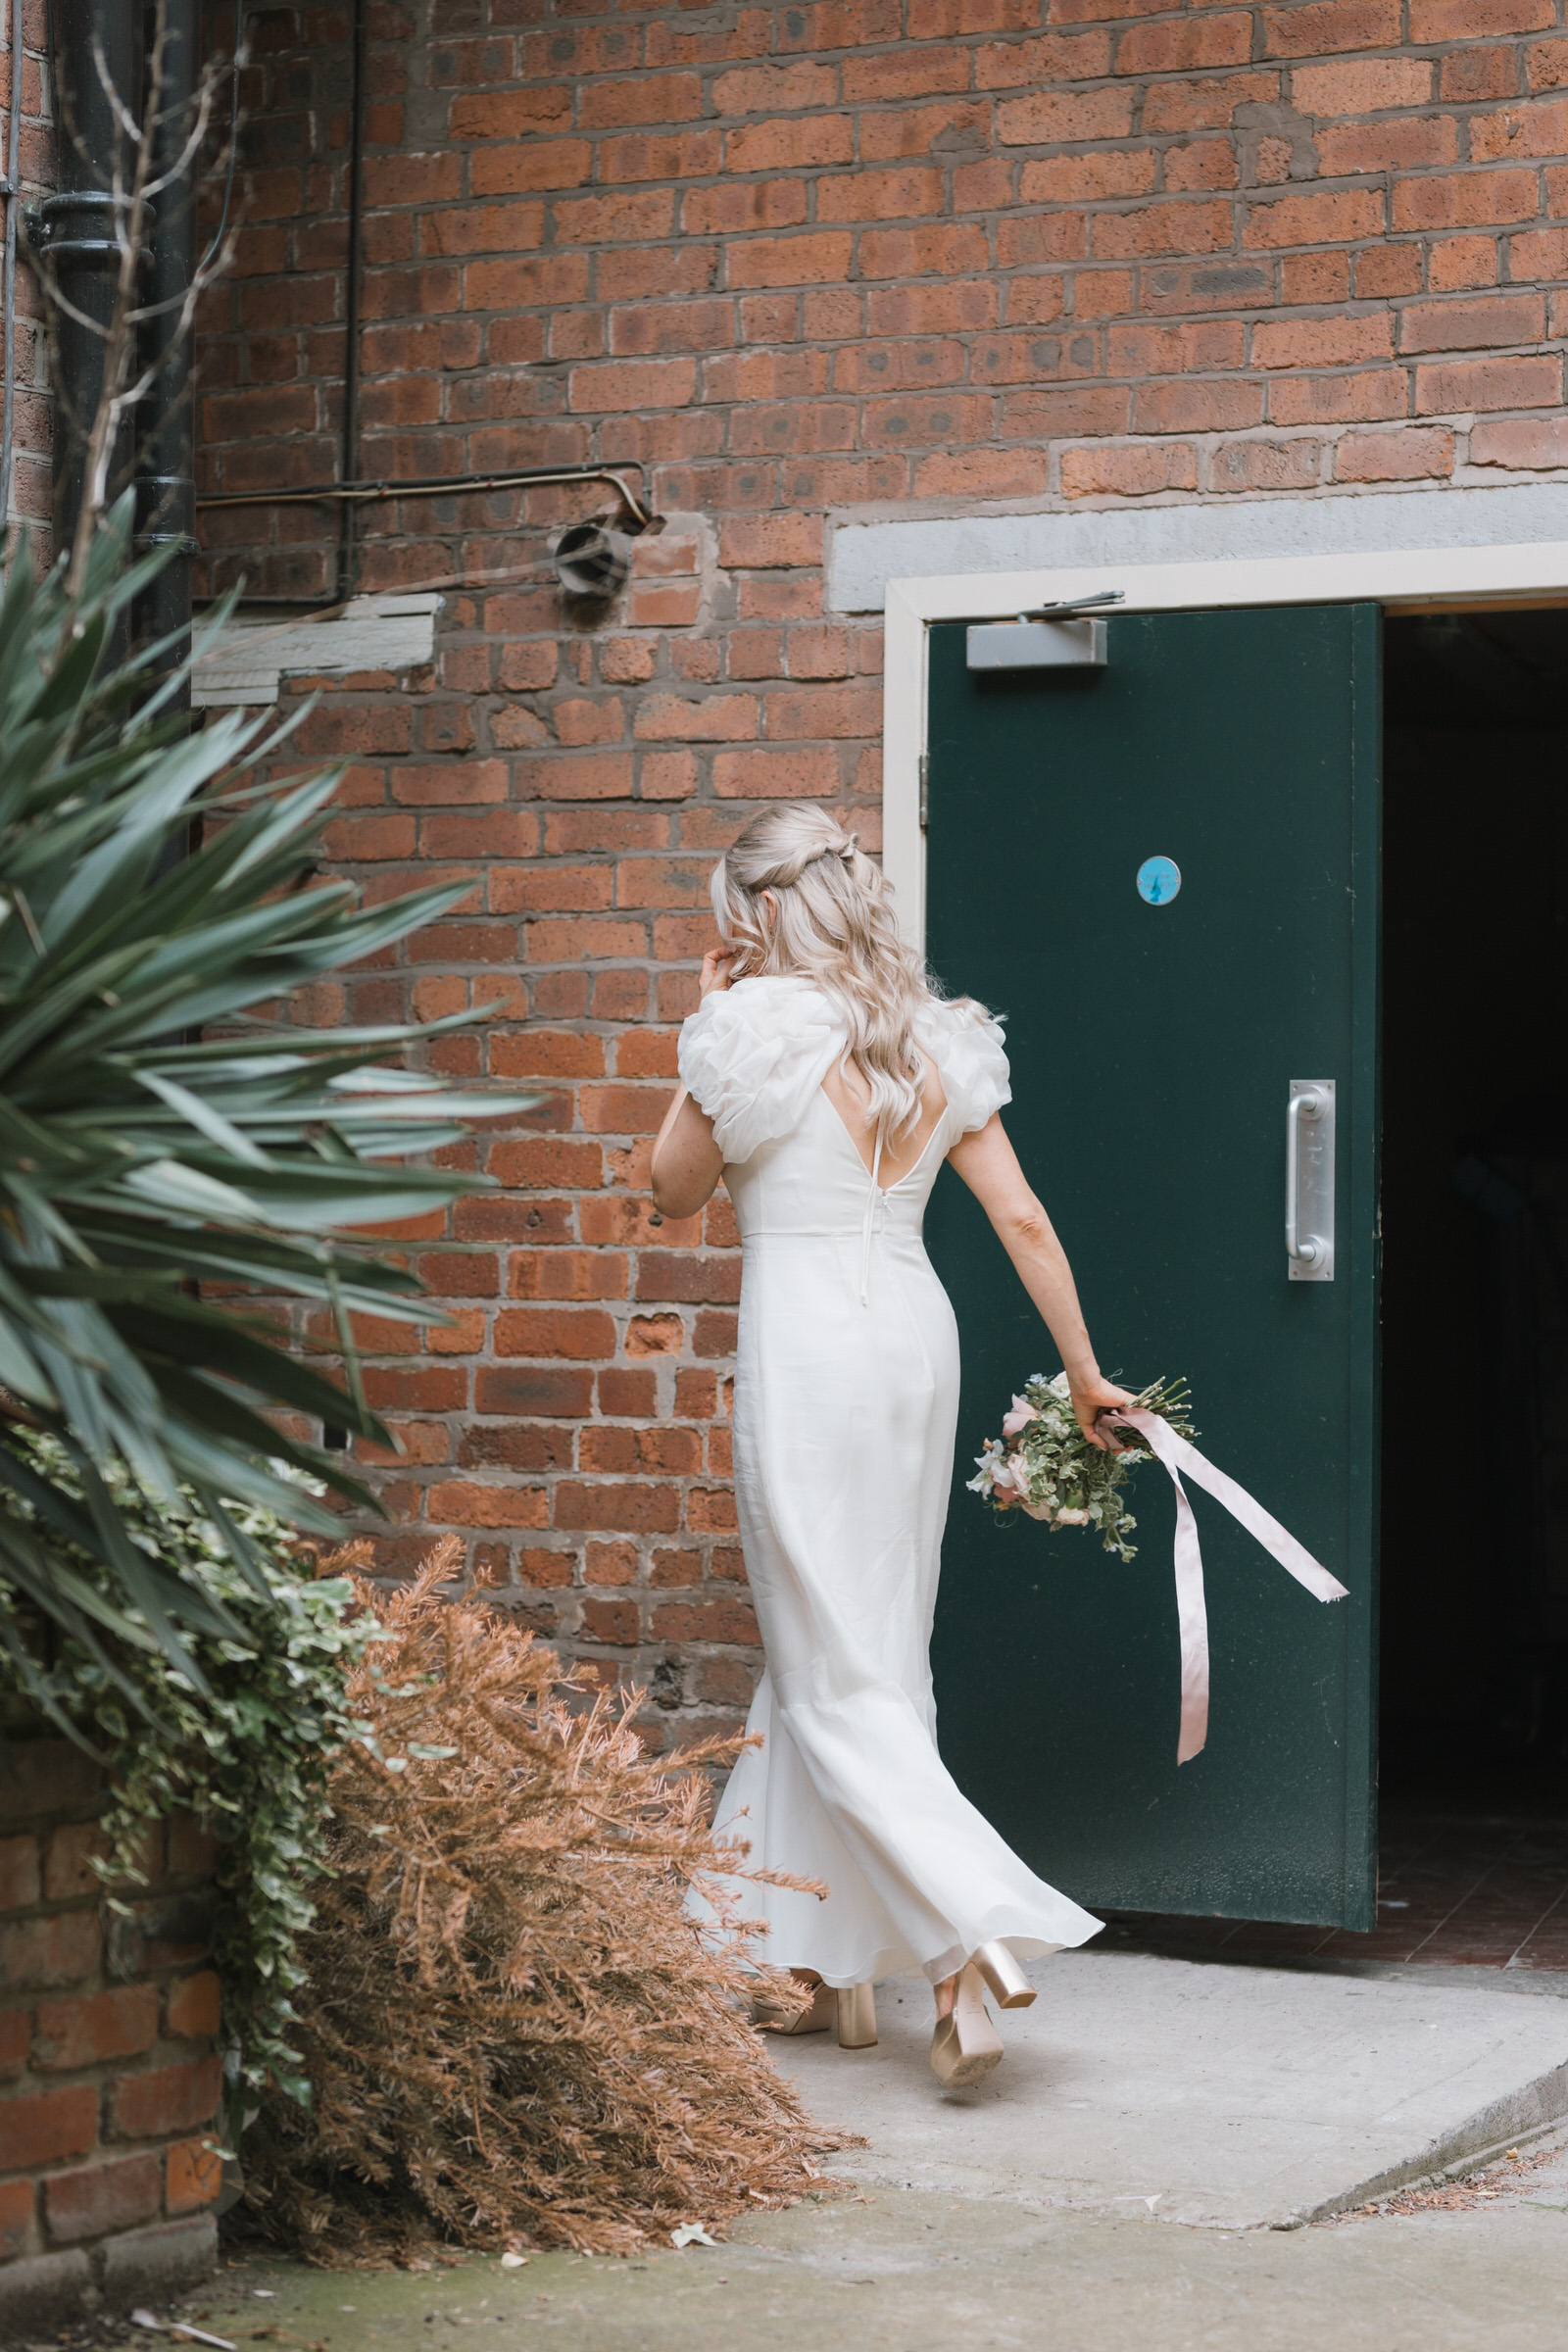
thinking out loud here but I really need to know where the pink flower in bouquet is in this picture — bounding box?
[1002,1395,1038,1439]
[1001,1454,1036,1505]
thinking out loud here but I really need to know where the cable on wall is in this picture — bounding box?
[0,0,25,535]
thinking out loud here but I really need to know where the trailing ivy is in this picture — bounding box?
[0,1432,380,2114]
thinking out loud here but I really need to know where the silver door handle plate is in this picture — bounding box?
[1286,1080,1335,1282]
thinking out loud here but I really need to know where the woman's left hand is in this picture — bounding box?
[699,947,736,999]
[1070,1373,1135,1450]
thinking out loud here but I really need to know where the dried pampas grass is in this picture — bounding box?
[238,1539,846,2261]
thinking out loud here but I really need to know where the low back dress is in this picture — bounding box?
[680,974,1102,1989]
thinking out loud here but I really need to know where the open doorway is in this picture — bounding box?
[1377,607,1568,1962]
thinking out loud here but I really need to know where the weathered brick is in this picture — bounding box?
[0,2178,33,2261]
[1333,426,1455,480]
[0,1911,101,1992]
[1268,368,1408,423]
[161,1973,220,2050]
[33,1988,159,2074]
[1291,56,1433,113]
[1409,0,1551,34]
[1252,316,1394,368]
[1470,413,1568,466]
[1396,294,1546,353]
[0,1742,101,1823]
[166,2137,223,2216]
[1392,171,1540,231]
[494,1308,619,1360]
[1060,442,1200,498]
[1208,437,1324,491]
[44,2154,163,2245]
[1115,15,1252,74]
[0,1833,39,1910]
[114,2057,222,2142]
[1261,0,1403,57]
[0,2084,98,2169]
[1243,188,1386,249]
[555,1482,681,1535]
[1414,354,1561,411]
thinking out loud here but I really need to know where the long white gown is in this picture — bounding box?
[681,975,1102,1989]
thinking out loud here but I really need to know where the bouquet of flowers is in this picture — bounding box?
[967,1372,1195,1561]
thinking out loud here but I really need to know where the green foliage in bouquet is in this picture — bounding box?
[0,1430,380,2110]
[0,502,531,1702]
[968,1373,1195,1561]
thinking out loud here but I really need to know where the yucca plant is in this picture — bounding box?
[0,503,530,1704]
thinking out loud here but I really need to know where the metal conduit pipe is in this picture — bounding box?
[0,0,25,537]
[132,0,197,714]
[197,463,660,530]
[338,0,366,605]
[41,0,139,561]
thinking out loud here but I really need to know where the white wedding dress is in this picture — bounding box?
[681,975,1102,1988]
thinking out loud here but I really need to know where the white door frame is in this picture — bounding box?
[884,536,1568,959]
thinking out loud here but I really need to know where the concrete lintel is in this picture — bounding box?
[828,482,1568,614]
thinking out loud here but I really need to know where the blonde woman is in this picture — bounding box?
[650,805,1126,2087]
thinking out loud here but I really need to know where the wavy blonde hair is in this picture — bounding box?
[710,804,981,1148]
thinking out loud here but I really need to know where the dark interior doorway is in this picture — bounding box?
[1380,608,1568,1816]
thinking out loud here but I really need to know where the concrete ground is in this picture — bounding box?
[770,1947,1568,2226]
[96,2134,1568,2352]
[75,1947,1568,2352]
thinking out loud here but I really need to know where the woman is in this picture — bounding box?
[650,805,1127,2088]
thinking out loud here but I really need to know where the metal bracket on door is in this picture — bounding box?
[1286,1081,1336,1281]
[965,588,1124,671]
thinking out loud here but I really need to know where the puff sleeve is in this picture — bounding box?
[915,1000,1011,1136]
[678,977,846,1166]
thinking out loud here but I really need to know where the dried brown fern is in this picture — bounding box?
[238,1539,846,2260]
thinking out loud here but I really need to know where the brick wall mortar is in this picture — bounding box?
[195,0,1568,1740]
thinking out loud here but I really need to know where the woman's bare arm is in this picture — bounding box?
[946,1113,1130,1447]
[649,948,731,1220]
[651,1087,724,1220]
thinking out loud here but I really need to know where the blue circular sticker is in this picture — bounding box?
[1137,856,1181,906]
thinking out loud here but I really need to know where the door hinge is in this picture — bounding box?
[918,752,929,831]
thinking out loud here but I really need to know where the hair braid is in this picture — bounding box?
[708,804,986,1147]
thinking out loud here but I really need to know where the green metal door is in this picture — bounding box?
[924,603,1380,1929]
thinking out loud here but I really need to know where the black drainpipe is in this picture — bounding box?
[337,0,367,605]
[42,0,141,564]
[132,0,198,715]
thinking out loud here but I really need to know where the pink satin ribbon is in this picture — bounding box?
[1101,1408,1349,1766]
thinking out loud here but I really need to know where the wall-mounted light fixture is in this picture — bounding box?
[553,520,635,600]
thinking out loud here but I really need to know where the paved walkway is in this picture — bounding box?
[102,2132,1568,2352]
[773,1947,1568,2227]
[77,1946,1568,2352]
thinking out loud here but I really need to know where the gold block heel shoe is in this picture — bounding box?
[835,1983,878,2048]
[929,1962,1004,2088]
[973,1939,1037,2010]
[755,1979,836,2035]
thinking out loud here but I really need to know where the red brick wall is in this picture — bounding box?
[195,0,1568,1735]
[0,1737,222,2322]
[1,0,55,558]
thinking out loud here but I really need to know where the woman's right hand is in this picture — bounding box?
[699,947,736,999]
